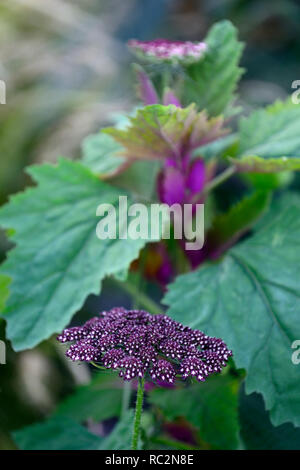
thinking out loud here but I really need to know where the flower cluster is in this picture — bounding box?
[128,39,207,64]
[57,307,232,385]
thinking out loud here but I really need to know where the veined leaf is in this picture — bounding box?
[103,104,226,161]
[81,131,161,200]
[55,371,123,422]
[13,416,100,450]
[81,133,125,177]
[182,20,244,116]
[233,100,300,172]
[0,159,149,351]
[164,193,300,426]
[149,376,240,450]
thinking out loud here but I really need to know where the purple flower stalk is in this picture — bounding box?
[157,156,206,206]
[129,39,207,64]
[57,307,232,385]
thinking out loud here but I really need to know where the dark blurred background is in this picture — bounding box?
[0,0,300,449]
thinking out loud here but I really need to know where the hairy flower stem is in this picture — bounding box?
[131,377,145,450]
[192,165,237,202]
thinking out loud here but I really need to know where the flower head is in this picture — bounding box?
[57,307,232,385]
[128,39,207,64]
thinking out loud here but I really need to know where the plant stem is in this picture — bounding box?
[115,279,164,315]
[90,361,106,370]
[131,377,145,450]
[192,165,237,202]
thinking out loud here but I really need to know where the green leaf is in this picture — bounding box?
[182,20,244,116]
[55,372,123,423]
[81,133,125,177]
[234,155,300,172]
[205,191,271,257]
[164,193,300,426]
[240,388,300,450]
[14,405,134,450]
[0,159,148,351]
[98,410,134,450]
[193,133,238,161]
[13,416,100,450]
[111,160,161,201]
[103,104,226,161]
[149,376,240,449]
[233,100,300,172]
[243,171,294,191]
[0,274,10,312]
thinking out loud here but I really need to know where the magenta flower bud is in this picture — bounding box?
[157,166,186,205]
[134,65,159,105]
[186,158,206,196]
[163,89,182,107]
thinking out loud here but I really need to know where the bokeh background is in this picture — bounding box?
[1,0,300,449]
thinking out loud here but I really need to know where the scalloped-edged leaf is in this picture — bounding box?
[164,193,300,426]
[55,371,123,422]
[81,133,125,177]
[13,416,101,450]
[233,100,300,172]
[0,159,149,351]
[233,155,300,173]
[103,104,226,161]
[182,20,244,116]
[149,376,240,450]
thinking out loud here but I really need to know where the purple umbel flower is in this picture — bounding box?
[57,307,232,385]
[129,39,207,64]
